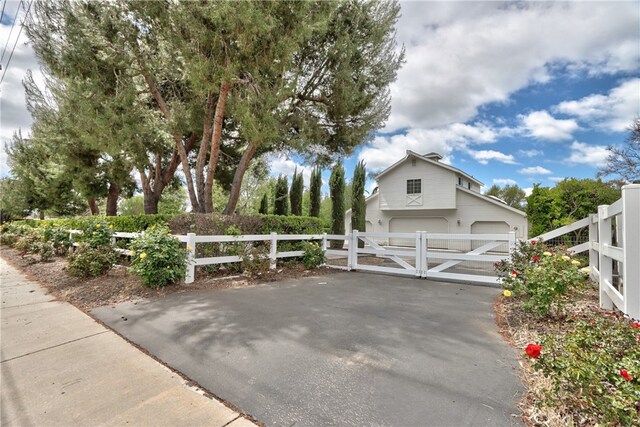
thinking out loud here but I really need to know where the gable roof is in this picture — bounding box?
[374,150,483,186]
[457,186,527,217]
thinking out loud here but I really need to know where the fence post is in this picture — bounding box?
[185,232,196,284]
[588,213,598,282]
[349,230,358,271]
[321,233,327,252]
[622,184,640,319]
[415,231,422,277]
[69,231,75,253]
[598,205,613,310]
[421,231,428,278]
[269,232,277,270]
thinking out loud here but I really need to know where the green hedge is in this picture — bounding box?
[16,213,325,236]
[16,214,177,232]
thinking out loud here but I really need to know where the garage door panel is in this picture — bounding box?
[389,217,448,247]
[471,221,510,251]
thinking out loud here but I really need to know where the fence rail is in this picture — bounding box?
[532,184,640,319]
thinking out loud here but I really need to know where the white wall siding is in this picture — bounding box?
[378,160,456,210]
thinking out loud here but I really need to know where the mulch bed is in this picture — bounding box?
[0,246,333,312]
[494,286,608,426]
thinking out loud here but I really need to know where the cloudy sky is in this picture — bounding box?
[1,1,639,196]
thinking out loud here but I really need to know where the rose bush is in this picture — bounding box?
[128,225,187,288]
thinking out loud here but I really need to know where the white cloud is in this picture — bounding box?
[469,150,516,165]
[267,154,313,187]
[567,141,610,167]
[523,187,533,197]
[1,2,45,177]
[518,149,543,158]
[493,178,517,186]
[359,122,497,172]
[554,78,640,132]
[549,176,565,183]
[519,166,552,175]
[386,2,639,131]
[520,110,579,141]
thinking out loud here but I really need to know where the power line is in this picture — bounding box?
[1,0,7,24]
[0,0,31,85]
[0,0,22,64]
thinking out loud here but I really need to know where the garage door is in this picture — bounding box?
[471,221,510,251]
[389,217,448,246]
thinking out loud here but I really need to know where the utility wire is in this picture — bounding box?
[0,0,31,85]
[0,0,21,64]
[0,0,7,24]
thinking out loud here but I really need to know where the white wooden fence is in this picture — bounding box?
[68,229,511,286]
[532,184,640,319]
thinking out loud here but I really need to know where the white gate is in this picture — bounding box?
[345,231,515,285]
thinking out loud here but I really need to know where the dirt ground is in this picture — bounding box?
[0,246,333,312]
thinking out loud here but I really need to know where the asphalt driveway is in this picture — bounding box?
[92,272,523,426]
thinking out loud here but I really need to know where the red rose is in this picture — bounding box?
[531,240,537,245]
[620,369,632,381]
[632,321,640,329]
[532,256,540,263]
[525,343,542,359]
[511,270,518,277]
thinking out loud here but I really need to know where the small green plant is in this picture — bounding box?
[533,314,640,424]
[76,219,114,248]
[302,241,325,269]
[240,246,271,277]
[42,226,71,255]
[67,244,118,277]
[0,222,32,246]
[129,225,187,288]
[497,239,588,317]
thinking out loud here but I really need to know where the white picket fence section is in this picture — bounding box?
[531,184,640,319]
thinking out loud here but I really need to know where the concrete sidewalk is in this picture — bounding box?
[0,258,256,427]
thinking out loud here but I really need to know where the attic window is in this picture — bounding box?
[406,179,421,194]
[458,177,462,186]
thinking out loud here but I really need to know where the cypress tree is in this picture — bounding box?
[290,168,304,216]
[274,175,289,215]
[309,166,322,218]
[259,193,269,214]
[329,163,345,249]
[351,160,366,248]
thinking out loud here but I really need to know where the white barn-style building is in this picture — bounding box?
[345,151,528,246]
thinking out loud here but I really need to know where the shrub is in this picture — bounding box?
[302,242,325,269]
[67,244,118,277]
[497,239,588,317]
[75,219,114,248]
[41,226,71,255]
[0,222,32,246]
[240,246,271,277]
[129,225,187,288]
[533,314,640,425]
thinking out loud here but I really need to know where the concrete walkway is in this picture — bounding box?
[0,258,256,427]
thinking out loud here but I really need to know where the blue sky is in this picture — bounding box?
[2,1,639,198]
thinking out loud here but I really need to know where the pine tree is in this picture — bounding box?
[274,175,289,216]
[259,193,269,214]
[329,163,345,249]
[351,161,366,247]
[290,168,304,216]
[309,167,322,218]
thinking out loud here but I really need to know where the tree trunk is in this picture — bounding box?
[142,190,159,214]
[223,141,258,215]
[39,210,45,220]
[196,93,215,209]
[88,198,99,215]
[204,81,231,213]
[106,182,120,216]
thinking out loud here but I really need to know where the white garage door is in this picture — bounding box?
[389,217,448,246]
[471,221,510,251]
